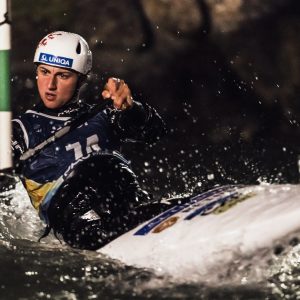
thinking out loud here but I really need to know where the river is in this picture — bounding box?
[1,176,300,299]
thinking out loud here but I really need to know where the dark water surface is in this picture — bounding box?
[0,178,300,300]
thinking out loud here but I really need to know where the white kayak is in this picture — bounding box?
[98,184,300,279]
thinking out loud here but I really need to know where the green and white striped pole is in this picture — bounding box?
[0,0,12,171]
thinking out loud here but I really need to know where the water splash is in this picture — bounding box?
[1,175,300,299]
[0,176,55,244]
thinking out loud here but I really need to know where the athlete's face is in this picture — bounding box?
[36,64,79,109]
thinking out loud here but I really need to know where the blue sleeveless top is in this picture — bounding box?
[13,106,126,223]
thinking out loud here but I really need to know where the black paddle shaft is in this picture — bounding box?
[20,99,113,162]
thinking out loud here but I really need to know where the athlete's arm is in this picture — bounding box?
[113,101,167,143]
[101,77,167,144]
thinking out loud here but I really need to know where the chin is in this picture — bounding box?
[43,101,60,109]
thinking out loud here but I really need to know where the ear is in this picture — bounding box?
[77,74,87,87]
[74,75,88,102]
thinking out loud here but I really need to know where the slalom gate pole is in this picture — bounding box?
[0,0,12,171]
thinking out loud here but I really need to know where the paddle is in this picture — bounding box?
[0,99,113,195]
[20,99,113,162]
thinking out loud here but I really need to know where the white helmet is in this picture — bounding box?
[33,31,92,75]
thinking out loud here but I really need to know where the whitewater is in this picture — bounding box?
[1,175,300,299]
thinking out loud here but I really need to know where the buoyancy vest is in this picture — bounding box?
[12,102,127,223]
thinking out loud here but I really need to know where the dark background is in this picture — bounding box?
[10,0,300,197]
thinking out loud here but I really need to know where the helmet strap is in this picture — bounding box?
[71,74,88,104]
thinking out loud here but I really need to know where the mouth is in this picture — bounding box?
[45,92,57,101]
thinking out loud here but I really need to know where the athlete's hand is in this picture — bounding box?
[102,77,133,110]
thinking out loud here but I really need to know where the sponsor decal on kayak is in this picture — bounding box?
[185,191,255,219]
[38,52,73,68]
[134,185,239,236]
[152,216,179,233]
[210,192,255,215]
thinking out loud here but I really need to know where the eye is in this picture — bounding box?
[39,68,48,75]
[59,73,71,79]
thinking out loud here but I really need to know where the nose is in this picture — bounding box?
[48,75,57,90]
